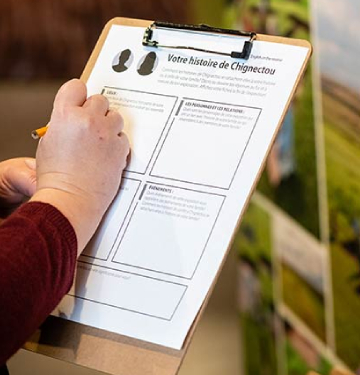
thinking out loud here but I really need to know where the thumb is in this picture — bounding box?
[9,159,37,199]
[0,158,37,206]
[24,158,36,171]
[12,159,36,197]
[21,159,37,197]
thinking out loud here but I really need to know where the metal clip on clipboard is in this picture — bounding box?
[143,21,257,60]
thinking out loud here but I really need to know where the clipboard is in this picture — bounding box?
[25,17,312,375]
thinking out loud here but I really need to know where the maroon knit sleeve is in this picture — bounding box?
[0,202,77,365]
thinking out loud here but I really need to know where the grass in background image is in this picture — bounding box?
[232,0,310,37]
[234,200,272,261]
[331,243,360,371]
[233,201,278,375]
[322,78,360,371]
[190,0,227,26]
[281,263,326,341]
[235,201,274,306]
[224,0,319,238]
[258,68,318,237]
[241,313,278,375]
[284,320,332,375]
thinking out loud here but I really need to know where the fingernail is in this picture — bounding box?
[24,158,36,170]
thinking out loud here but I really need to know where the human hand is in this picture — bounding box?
[0,158,36,211]
[31,79,130,253]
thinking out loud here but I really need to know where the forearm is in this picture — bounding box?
[0,202,77,365]
[30,188,103,255]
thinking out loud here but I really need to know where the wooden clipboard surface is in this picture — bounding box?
[25,17,312,375]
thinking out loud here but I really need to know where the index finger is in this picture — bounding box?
[53,79,87,109]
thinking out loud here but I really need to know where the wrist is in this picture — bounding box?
[30,188,102,254]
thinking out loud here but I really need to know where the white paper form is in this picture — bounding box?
[53,25,310,349]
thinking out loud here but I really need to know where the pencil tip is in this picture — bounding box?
[31,131,40,140]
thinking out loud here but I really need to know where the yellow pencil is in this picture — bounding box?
[31,126,48,140]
